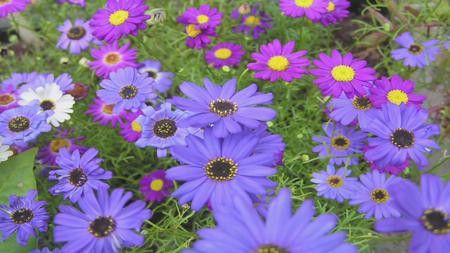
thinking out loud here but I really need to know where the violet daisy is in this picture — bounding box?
[1,72,39,89]
[86,97,126,127]
[139,169,173,202]
[310,49,377,98]
[231,3,272,40]
[251,125,286,166]
[37,128,86,166]
[376,174,450,253]
[19,73,74,94]
[350,170,401,219]
[279,0,328,20]
[188,188,357,253]
[171,78,276,138]
[88,42,138,78]
[119,110,143,143]
[362,103,440,168]
[391,32,440,68]
[166,129,277,211]
[184,25,217,49]
[312,123,366,166]
[329,94,376,128]
[0,190,49,246]
[0,84,19,113]
[49,148,112,203]
[54,188,151,253]
[177,4,223,30]
[319,0,350,26]
[248,39,310,82]
[138,60,175,93]
[369,75,426,108]
[311,165,358,202]
[205,42,246,69]
[90,0,150,43]
[0,0,30,17]
[57,19,93,55]
[30,247,61,253]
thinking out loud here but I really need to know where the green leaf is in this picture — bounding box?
[0,148,39,252]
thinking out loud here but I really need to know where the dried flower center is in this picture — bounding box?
[50,138,71,153]
[387,89,409,105]
[239,4,251,15]
[186,24,201,38]
[119,85,138,99]
[0,94,15,105]
[331,65,356,82]
[153,119,177,138]
[214,48,233,60]
[205,157,238,181]
[40,100,55,111]
[150,179,164,191]
[268,56,290,71]
[102,104,114,115]
[327,1,336,12]
[69,168,88,187]
[109,10,129,26]
[244,15,262,27]
[89,216,117,238]
[209,99,238,117]
[352,96,372,111]
[8,116,30,132]
[67,26,87,40]
[370,188,390,204]
[408,44,423,55]
[331,135,350,150]
[254,245,290,253]
[67,83,88,99]
[11,208,34,224]
[295,0,314,8]
[197,14,209,24]
[421,209,450,235]
[326,175,344,188]
[391,128,414,148]
[131,120,142,132]
[104,52,122,66]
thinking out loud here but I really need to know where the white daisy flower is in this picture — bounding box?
[19,83,75,127]
[0,137,13,163]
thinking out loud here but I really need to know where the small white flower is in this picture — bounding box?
[0,137,13,163]
[19,83,75,127]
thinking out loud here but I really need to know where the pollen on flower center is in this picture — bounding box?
[214,48,233,60]
[131,121,142,132]
[104,52,122,66]
[268,56,290,71]
[387,89,409,105]
[352,96,372,111]
[391,128,414,148]
[370,189,390,204]
[150,179,164,191]
[0,94,14,105]
[205,157,238,181]
[331,65,356,82]
[327,1,336,12]
[209,99,238,117]
[244,15,261,27]
[197,14,209,24]
[295,0,314,8]
[89,216,117,238]
[50,138,71,153]
[67,26,87,40]
[102,104,114,115]
[408,44,423,55]
[186,24,201,38]
[8,116,30,132]
[254,244,290,253]
[109,10,129,26]
[326,175,344,188]
[119,85,138,99]
[420,209,450,235]
[331,135,350,150]
[11,208,34,224]
[153,119,177,138]
[69,168,88,187]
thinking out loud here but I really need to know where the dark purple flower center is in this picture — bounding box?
[119,85,138,99]
[89,216,117,238]
[421,209,450,235]
[67,26,87,40]
[40,100,55,111]
[11,208,34,224]
[408,44,423,54]
[209,99,238,117]
[153,119,177,138]
[391,128,414,148]
[69,168,88,187]
[145,70,157,79]
[331,135,350,150]
[8,116,30,132]
[254,245,290,253]
[205,157,238,181]
[352,96,372,111]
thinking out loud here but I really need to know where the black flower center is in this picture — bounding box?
[254,245,290,253]
[11,208,34,224]
[391,128,414,148]
[8,116,30,132]
[88,216,117,238]
[67,26,87,40]
[69,168,88,187]
[209,99,238,117]
[146,70,157,79]
[40,100,55,111]
[119,85,138,99]
[331,136,350,150]
[352,96,372,111]
[370,188,390,204]
[153,119,177,138]
[205,157,238,181]
[408,44,423,54]
[421,209,450,235]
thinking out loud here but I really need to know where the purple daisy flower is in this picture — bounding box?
[310,49,377,98]
[251,125,286,166]
[363,103,440,168]
[231,3,273,40]
[0,84,19,113]
[1,72,40,89]
[369,75,426,108]
[139,169,173,202]
[86,97,126,127]
[37,128,86,166]
[57,0,85,8]
[138,60,175,93]
[177,4,223,30]
[57,19,93,55]
[188,188,357,253]
[0,190,49,247]
[171,78,276,138]
[54,188,151,253]
[279,0,328,21]
[369,159,409,175]
[119,110,143,143]
[319,0,350,26]
[391,32,440,68]
[0,0,30,17]
[312,123,366,166]
[183,25,217,49]
[311,165,359,203]
[349,170,401,219]
[49,148,112,203]
[375,174,450,253]
[0,104,51,145]
[18,73,74,94]
[329,94,376,128]
[30,247,61,253]
[166,129,278,211]
[248,39,310,82]
[88,42,138,78]
[205,42,246,69]
[90,0,150,43]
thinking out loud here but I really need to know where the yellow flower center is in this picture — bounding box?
[50,139,71,153]
[0,94,14,105]
[331,65,356,82]
[109,10,129,26]
[327,1,336,12]
[197,14,209,24]
[0,0,11,7]
[131,121,142,132]
[214,48,232,60]
[326,175,344,188]
[102,104,114,115]
[104,52,122,66]
[186,24,201,38]
[370,189,390,204]
[150,179,164,191]
[267,56,290,71]
[295,0,314,8]
[387,89,409,105]
[331,136,350,150]
[244,16,261,27]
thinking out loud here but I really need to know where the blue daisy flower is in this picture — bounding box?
[329,94,376,128]
[138,60,175,93]
[391,32,440,68]
[311,165,359,203]
[19,73,74,94]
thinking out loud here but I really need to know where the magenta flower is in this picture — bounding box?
[231,3,272,40]
[177,4,223,30]
[88,42,138,78]
[0,0,30,18]
[119,111,143,143]
[0,84,19,113]
[139,170,173,202]
[279,0,328,21]
[183,25,217,49]
[37,128,86,166]
[247,39,310,82]
[205,42,245,69]
[86,97,127,127]
[319,0,350,26]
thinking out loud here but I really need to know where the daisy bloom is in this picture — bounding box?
[205,42,246,69]
[97,67,156,114]
[139,169,173,202]
[391,32,440,68]
[57,19,93,55]
[177,4,223,30]
[1,72,39,89]
[90,0,150,43]
[54,188,151,253]
[37,128,86,165]
[0,190,49,246]
[319,0,350,26]
[119,111,143,143]
[310,49,377,98]
[231,3,273,40]
[19,73,74,94]
[89,42,138,78]
[86,97,126,127]
[0,84,19,113]
[248,39,310,82]
[138,60,175,93]
[0,136,13,163]
[329,94,376,128]
[279,0,328,20]
[0,0,31,18]
[184,25,217,49]
[311,165,359,202]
